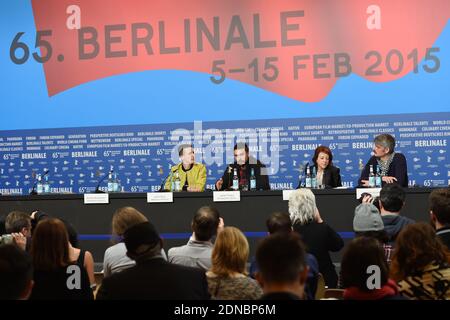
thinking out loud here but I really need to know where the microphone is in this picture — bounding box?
[158,168,177,192]
[95,169,112,193]
[30,170,49,195]
[227,165,234,190]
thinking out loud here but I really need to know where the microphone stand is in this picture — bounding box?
[95,170,112,193]
[30,177,38,195]
[30,170,49,195]
[158,170,176,192]
[299,163,309,188]
[227,165,233,190]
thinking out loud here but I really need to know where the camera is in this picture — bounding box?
[0,234,14,245]
[358,193,381,211]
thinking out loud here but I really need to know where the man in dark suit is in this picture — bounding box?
[96,221,210,300]
[215,143,270,191]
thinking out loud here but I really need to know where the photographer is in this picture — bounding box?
[2,211,31,251]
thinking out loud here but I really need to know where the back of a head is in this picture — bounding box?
[341,237,389,290]
[391,222,450,281]
[379,184,405,212]
[112,207,148,237]
[266,212,292,234]
[192,206,220,241]
[353,203,384,233]
[211,226,249,277]
[123,221,162,260]
[0,244,33,300]
[288,189,316,226]
[31,218,70,271]
[256,232,307,285]
[5,211,31,234]
[429,188,450,226]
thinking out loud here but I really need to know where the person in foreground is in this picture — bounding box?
[103,207,167,278]
[429,188,450,250]
[206,226,263,299]
[96,221,210,300]
[168,206,223,271]
[256,232,309,300]
[390,222,450,300]
[0,244,34,300]
[341,237,406,300]
[359,134,408,187]
[289,189,344,288]
[164,144,206,192]
[249,212,319,300]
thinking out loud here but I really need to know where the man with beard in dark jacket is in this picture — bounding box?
[215,143,270,191]
[378,184,414,244]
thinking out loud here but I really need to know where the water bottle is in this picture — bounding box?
[375,166,382,188]
[113,172,120,192]
[232,168,239,191]
[311,166,317,189]
[43,175,51,194]
[107,171,114,193]
[250,168,256,191]
[36,174,44,194]
[305,166,312,188]
[368,165,375,187]
[174,172,181,192]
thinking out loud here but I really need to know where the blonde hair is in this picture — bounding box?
[211,227,249,277]
[288,189,316,225]
[112,207,148,237]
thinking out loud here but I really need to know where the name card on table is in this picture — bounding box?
[356,188,381,199]
[84,193,109,204]
[213,191,240,202]
[282,190,296,201]
[147,192,173,203]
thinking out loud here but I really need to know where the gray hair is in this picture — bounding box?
[373,134,395,154]
[288,189,316,225]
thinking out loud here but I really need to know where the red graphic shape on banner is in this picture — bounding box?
[31,0,450,101]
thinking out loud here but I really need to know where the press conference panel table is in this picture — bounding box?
[0,188,434,264]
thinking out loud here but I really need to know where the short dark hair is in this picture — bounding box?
[256,232,307,284]
[178,144,193,156]
[192,206,220,241]
[234,143,249,153]
[266,212,292,234]
[341,237,389,291]
[379,184,405,212]
[0,244,33,299]
[5,211,31,234]
[429,188,450,225]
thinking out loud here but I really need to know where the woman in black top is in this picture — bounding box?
[30,218,93,300]
[297,145,342,189]
[288,189,344,288]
